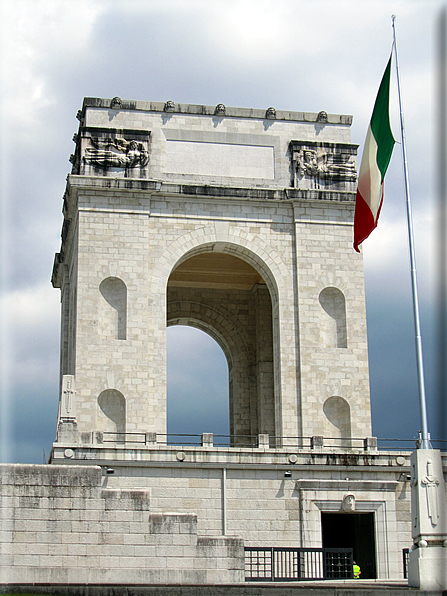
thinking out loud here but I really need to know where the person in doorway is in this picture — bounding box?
[353,561,361,579]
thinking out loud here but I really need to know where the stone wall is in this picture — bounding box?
[3,449,429,583]
[0,464,244,584]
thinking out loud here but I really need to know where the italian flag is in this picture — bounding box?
[354,56,395,252]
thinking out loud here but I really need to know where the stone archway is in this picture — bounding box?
[167,251,275,440]
[148,225,299,441]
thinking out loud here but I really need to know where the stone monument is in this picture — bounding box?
[1,98,445,586]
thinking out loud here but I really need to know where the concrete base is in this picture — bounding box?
[0,583,443,596]
[408,545,447,591]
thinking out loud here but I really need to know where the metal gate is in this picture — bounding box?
[245,547,353,581]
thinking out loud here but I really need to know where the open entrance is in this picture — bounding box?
[167,250,275,441]
[321,512,376,579]
[167,325,229,443]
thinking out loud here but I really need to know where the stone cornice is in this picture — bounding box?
[64,175,356,205]
[51,175,356,286]
[296,479,399,492]
[80,97,353,126]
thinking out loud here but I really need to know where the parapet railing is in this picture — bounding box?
[99,432,370,450]
[376,438,447,450]
[99,432,446,451]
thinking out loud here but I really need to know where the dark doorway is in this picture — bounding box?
[321,512,376,579]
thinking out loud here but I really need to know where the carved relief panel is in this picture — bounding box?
[70,127,151,179]
[410,448,447,542]
[290,140,358,191]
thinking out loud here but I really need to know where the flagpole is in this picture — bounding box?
[391,15,431,449]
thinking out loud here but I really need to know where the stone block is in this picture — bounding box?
[257,434,269,447]
[408,544,447,591]
[133,544,156,557]
[311,436,324,448]
[364,436,378,451]
[149,512,198,535]
[201,433,213,446]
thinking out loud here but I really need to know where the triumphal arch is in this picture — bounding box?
[52,100,370,445]
[2,98,433,587]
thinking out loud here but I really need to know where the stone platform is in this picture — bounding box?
[0,581,443,596]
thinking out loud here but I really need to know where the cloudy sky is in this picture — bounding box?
[0,0,445,463]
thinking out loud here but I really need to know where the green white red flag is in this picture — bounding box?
[353,56,395,252]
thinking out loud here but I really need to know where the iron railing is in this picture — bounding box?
[100,432,446,451]
[403,548,409,579]
[245,547,353,581]
[377,438,447,450]
[324,548,354,579]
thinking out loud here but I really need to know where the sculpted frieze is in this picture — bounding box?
[84,137,149,169]
[71,127,151,178]
[290,140,358,191]
[295,148,356,181]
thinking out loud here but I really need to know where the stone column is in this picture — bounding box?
[253,284,274,438]
[408,449,447,591]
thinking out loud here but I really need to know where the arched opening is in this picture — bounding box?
[167,326,229,443]
[323,395,351,447]
[99,277,127,340]
[97,389,126,438]
[167,251,275,443]
[319,287,347,348]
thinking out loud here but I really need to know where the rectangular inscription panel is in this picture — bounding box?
[166,140,275,179]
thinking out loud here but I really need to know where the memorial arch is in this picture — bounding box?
[25,98,418,586]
